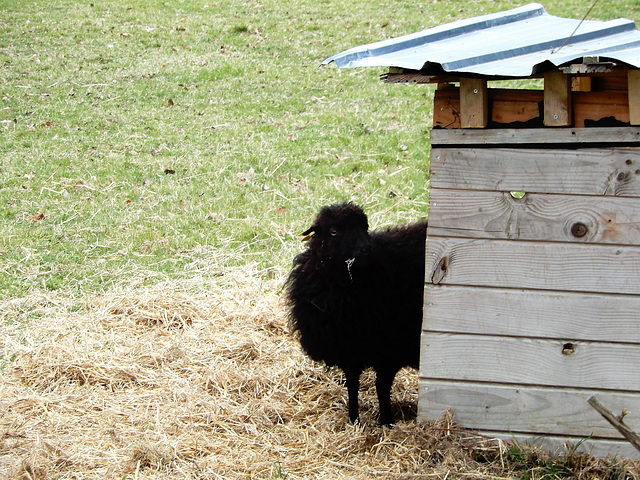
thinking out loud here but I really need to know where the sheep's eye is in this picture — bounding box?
[330,228,338,237]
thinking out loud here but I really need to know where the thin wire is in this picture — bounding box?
[552,0,600,54]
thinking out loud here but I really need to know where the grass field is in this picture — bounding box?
[3,0,640,478]
[1,0,439,298]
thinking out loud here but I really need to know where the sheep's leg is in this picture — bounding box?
[376,368,398,425]
[344,367,361,423]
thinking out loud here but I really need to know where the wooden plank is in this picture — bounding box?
[429,147,640,196]
[490,89,542,125]
[423,285,640,343]
[433,88,461,129]
[425,237,640,295]
[427,189,640,244]
[591,70,629,92]
[383,72,460,84]
[574,91,629,128]
[434,87,636,129]
[481,433,640,460]
[629,70,640,126]
[434,88,544,128]
[420,332,640,391]
[460,78,488,128]
[430,126,640,145]
[572,76,592,92]
[544,72,572,126]
[417,381,640,439]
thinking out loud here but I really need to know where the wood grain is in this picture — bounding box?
[430,147,640,196]
[420,332,640,391]
[418,380,640,438]
[427,189,640,244]
[433,88,543,129]
[423,285,640,343]
[433,88,461,129]
[630,70,640,126]
[574,91,630,128]
[432,87,633,129]
[430,126,640,145]
[544,72,572,126]
[488,433,640,460]
[460,78,488,128]
[490,88,542,125]
[422,120,640,458]
[425,236,640,295]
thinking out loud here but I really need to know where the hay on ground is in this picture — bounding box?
[1,261,639,479]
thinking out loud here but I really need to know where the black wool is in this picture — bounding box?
[286,203,427,424]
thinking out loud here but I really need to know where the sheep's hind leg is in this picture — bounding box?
[376,368,398,425]
[344,367,362,423]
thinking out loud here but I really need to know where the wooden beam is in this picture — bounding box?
[430,126,640,145]
[629,70,640,126]
[544,72,572,126]
[460,77,488,128]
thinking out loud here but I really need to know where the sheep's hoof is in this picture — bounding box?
[379,414,394,426]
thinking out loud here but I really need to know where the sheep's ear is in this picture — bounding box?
[299,227,316,242]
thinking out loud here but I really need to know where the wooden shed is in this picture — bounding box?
[323,3,640,458]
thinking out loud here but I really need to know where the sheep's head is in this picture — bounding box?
[301,203,372,280]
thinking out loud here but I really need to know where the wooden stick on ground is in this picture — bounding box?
[587,395,640,453]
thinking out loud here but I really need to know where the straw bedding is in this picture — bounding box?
[1,260,639,479]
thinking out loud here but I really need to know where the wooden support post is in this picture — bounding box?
[629,70,640,126]
[544,72,572,126]
[460,77,488,128]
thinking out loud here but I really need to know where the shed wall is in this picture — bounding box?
[419,126,640,459]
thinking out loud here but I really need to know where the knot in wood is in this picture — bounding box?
[570,222,588,238]
[617,171,631,183]
[431,256,449,284]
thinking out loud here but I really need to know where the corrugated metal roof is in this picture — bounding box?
[321,3,640,77]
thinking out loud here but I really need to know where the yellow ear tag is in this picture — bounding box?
[300,231,315,242]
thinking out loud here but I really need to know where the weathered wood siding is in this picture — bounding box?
[419,127,640,459]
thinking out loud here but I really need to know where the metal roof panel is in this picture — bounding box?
[321,3,640,77]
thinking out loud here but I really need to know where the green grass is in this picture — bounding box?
[0,0,436,297]
[2,0,640,298]
[3,0,640,477]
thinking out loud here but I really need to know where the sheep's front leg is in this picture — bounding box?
[376,368,398,425]
[344,367,361,423]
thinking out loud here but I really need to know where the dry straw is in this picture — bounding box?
[1,257,639,479]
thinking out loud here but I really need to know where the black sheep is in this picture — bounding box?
[286,202,427,424]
